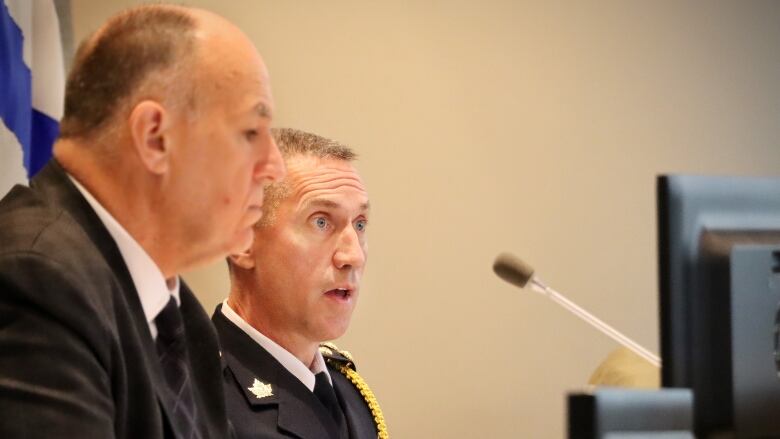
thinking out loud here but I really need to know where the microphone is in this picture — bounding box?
[493,253,661,368]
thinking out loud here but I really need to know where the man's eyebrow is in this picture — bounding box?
[254,102,272,119]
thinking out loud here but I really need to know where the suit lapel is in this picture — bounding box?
[213,307,341,439]
[31,161,135,291]
[31,160,187,439]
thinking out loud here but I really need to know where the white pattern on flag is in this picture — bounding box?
[0,123,27,193]
[0,0,64,196]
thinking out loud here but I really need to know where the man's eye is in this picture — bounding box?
[355,220,367,232]
[245,130,258,141]
[314,217,328,229]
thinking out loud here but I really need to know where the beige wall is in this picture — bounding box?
[70,1,780,437]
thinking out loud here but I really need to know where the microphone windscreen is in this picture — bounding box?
[493,253,535,288]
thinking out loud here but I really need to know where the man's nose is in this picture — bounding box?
[333,225,366,271]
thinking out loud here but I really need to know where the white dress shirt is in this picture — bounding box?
[69,175,180,340]
[221,299,332,391]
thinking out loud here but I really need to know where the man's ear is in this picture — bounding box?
[229,247,256,270]
[128,100,171,175]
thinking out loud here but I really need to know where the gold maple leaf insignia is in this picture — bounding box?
[248,379,273,399]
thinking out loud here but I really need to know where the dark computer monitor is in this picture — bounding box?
[658,174,780,438]
[568,388,694,439]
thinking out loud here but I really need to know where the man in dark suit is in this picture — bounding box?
[0,4,284,438]
[213,128,387,439]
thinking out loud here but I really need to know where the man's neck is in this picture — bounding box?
[55,140,178,278]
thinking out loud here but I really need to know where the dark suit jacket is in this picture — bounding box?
[212,305,377,439]
[0,161,230,439]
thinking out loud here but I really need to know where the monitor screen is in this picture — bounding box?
[658,174,780,437]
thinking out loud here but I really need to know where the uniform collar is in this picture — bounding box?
[221,299,332,391]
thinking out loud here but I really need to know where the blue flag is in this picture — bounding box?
[1,0,64,193]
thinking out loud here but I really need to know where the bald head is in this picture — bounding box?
[59,4,262,141]
[60,5,192,139]
[54,4,284,276]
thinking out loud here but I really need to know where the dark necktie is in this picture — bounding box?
[313,371,347,435]
[155,296,201,439]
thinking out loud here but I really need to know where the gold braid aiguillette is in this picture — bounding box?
[320,342,389,439]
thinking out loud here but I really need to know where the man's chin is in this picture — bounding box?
[318,321,352,342]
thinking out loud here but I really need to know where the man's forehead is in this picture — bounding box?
[250,65,274,119]
[302,197,371,212]
[195,25,271,116]
[283,156,369,208]
[286,155,362,182]
[208,80,272,121]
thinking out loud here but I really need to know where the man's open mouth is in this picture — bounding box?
[325,288,352,299]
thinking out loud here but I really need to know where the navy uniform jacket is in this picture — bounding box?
[0,161,230,439]
[212,304,379,439]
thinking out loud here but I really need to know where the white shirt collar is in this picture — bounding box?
[68,174,180,339]
[221,299,332,391]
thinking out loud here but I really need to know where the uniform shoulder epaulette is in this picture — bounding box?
[319,342,356,370]
[318,342,389,439]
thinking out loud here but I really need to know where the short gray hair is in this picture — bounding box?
[271,128,356,161]
[258,128,358,226]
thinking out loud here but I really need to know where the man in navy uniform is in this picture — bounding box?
[0,5,284,438]
[213,128,387,438]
